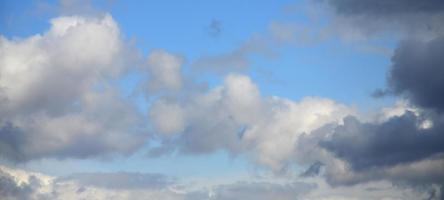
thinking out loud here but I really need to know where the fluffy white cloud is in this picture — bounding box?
[149,74,354,171]
[149,100,186,137]
[145,50,184,92]
[243,96,353,171]
[0,14,145,161]
[0,14,125,115]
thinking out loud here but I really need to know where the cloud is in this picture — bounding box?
[206,19,222,38]
[0,165,186,200]
[144,50,184,93]
[320,112,444,171]
[148,74,354,171]
[58,0,97,15]
[294,3,444,196]
[0,169,34,200]
[323,0,444,39]
[326,0,444,16]
[300,161,324,177]
[208,181,315,200]
[0,14,123,115]
[149,100,186,137]
[303,177,440,200]
[2,164,441,200]
[386,36,444,112]
[192,37,274,73]
[0,14,146,161]
[59,172,175,190]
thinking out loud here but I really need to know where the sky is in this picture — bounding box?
[0,0,443,199]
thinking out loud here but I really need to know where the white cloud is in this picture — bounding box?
[1,165,437,200]
[145,50,184,92]
[149,100,186,137]
[243,96,354,171]
[149,74,354,171]
[0,14,145,161]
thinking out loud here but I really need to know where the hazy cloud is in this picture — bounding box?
[59,172,174,190]
[192,37,274,73]
[208,181,315,200]
[206,19,222,38]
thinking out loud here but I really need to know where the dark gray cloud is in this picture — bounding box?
[59,172,175,190]
[0,122,26,162]
[321,112,444,171]
[327,0,444,16]
[387,36,444,112]
[318,3,444,194]
[324,0,444,39]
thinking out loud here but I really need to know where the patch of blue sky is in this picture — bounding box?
[109,0,292,56]
[250,36,397,111]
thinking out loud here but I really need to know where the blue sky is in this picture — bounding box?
[1,0,443,199]
[0,0,394,108]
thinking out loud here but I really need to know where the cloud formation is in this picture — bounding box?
[149,74,354,171]
[58,172,174,190]
[387,36,444,112]
[2,1,444,199]
[0,14,146,161]
[324,0,444,39]
[192,37,273,73]
[297,2,444,198]
[321,113,444,171]
[0,165,438,200]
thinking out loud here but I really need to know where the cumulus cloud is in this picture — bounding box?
[149,74,354,171]
[3,1,444,199]
[0,14,146,161]
[0,14,124,115]
[289,3,444,197]
[144,50,184,93]
[0,169,34,200]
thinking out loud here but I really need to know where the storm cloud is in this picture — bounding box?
[387,36,444,112]
[299,2,444,197]
[321,112,444,171]
[323,0,444,40]
[327,0,444,16]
